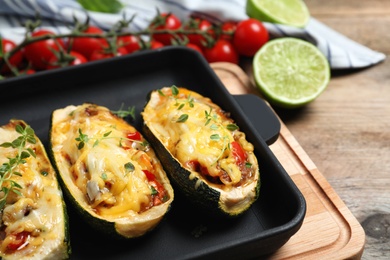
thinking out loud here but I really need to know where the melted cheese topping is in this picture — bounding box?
[0,121,67,260]
[51,104,167,219]
[143,87,255,187]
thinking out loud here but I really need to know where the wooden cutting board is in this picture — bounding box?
[211,62,366,259]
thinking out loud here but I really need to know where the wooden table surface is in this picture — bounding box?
[240,1,390,259]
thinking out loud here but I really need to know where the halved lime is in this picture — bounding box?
[253,37,330,109]
[246,0,310,28]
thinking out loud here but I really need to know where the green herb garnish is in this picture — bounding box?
[111,103,136,121]
[0,124,37,211]
[124,162,135,173]
[75,128,89,149]
[164,86,195,119]
[75,129,113,150]
[171,85,179,96]
[76,127,149,152]
[176,114,189,123]
[204,107,240,165]
[151,186,158,195]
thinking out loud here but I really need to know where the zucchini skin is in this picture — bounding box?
[142,88,261,217]
[0,120,71,260]
[48,103,174,239]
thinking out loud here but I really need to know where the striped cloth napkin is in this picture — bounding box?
[0,0,386,69]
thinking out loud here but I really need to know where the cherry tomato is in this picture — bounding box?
[232,18,269,57]
[20,69,36,75]
[89,46,127,61]
[220,21,237,41]
[150,13,182,45]
[117,35,141,54]
[231,141,247,165]
[1,38,24,74]
[203,39,239,64]
[23,30,65,70]
[70,26,108,60]
[149,40,164,50]
[185,43,203,55]
[184,18,214,48]
[47,51,87,69]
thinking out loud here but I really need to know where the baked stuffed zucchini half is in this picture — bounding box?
[49,103,174,239]
[142,86,260,217]
[0,120,70,260]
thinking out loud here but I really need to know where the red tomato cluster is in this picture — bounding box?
[149,13,269,64]
[0,13,269,78]
[0,26,138,76]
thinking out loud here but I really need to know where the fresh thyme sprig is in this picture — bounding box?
[75,129,112,149]
[0,124,37,211]
[204,107,239,165]
[111,103,136,121]
[205,107,238,133]
[171,86,194,111]
[210,133,231,166]
[75,128,148,150]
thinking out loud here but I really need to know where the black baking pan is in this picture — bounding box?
[0,46,306,259]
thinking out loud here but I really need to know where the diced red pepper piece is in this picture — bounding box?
[127,131,141,141]
[6,231,30,251]
[231,141,247,165]
[142,169,155,181]
[143,170,166,206]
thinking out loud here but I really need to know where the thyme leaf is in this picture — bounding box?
[124,162,135,173]
[210,124,219,130]
[151,186,158,195]
[103,131,112,137]
[177,114,189,123]
[245,162,252,168]
[210,134,221,141]
[171,85,179,96]
[226,123,239,131]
